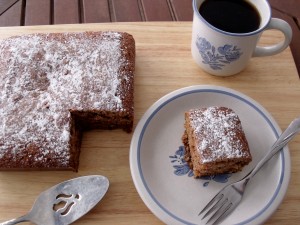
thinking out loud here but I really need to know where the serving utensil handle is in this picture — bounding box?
[0,215,30,225]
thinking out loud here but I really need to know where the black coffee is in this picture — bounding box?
[199,0,261,33]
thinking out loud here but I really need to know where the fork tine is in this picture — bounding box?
[211,202,236,225]
[198,192,224,216]
[204,197,229,222]
[201,195,227,220]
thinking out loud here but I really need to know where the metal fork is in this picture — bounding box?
[199,117,300,225]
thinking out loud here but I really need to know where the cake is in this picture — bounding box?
[182,106,252,177]
[0,31,135,171]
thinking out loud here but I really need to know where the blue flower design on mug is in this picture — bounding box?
[169,146,231,186]
[196,36,243,70]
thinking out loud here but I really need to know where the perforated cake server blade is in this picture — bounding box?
[0,175,109,225]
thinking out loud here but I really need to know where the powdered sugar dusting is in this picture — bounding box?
[0,31,132,167]
[188,106,250,163]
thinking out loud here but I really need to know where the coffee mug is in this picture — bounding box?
[191,0,293,76]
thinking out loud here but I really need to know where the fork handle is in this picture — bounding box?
[0,215,30,225]
[246,117,300,181]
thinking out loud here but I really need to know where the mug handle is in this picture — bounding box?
[253,18,292,57]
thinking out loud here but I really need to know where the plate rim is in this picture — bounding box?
[130,85,291,225]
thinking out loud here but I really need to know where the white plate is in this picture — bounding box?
[130,85,290,225]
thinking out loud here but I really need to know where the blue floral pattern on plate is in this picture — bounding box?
[169,146,231,186]
[169,146,194,177]
[196,36,243,70]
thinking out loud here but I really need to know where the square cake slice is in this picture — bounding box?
[0,31,135,171]
[182,106,252,177]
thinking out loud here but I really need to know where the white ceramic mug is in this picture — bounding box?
[191,0,293,76]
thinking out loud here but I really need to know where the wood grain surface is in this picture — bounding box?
[0,22,299,224]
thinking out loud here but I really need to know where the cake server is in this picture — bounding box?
[0,175,109,225]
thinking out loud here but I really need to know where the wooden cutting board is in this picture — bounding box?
[0,22,299,224]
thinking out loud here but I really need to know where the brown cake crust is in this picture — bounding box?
[0,31,135,171]
[182,106,252,177]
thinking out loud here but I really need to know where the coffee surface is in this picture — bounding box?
[199,0,261,33]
